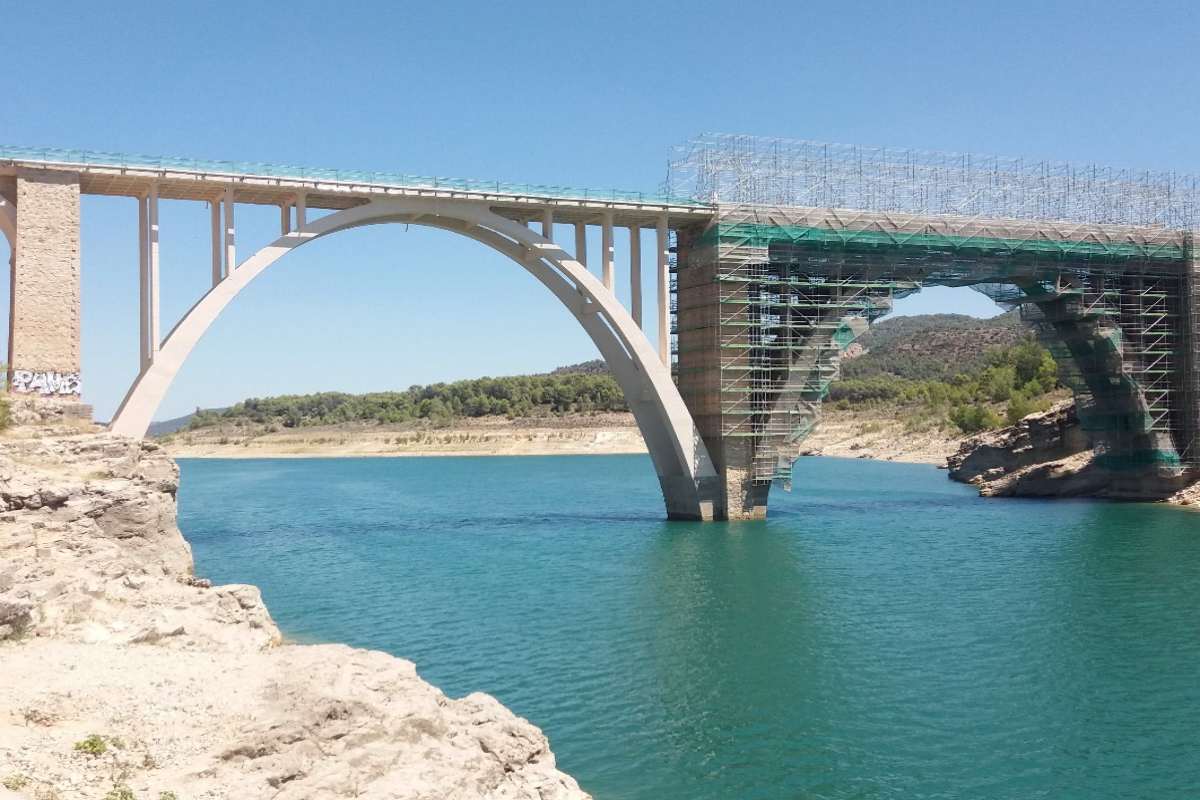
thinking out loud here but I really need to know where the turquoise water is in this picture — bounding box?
[178,455,1200,799]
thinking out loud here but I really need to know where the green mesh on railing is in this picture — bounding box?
[706,222,1188,262]
[0,144,709,207]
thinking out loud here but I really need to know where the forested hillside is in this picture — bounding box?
[183,362,626,431]
[843,311,1025,381]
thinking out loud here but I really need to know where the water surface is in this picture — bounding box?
[179,455,1200,799]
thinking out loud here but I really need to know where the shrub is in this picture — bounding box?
[981,364,1017,403]
[74,734,108,757]
[1006,393,1036,425]
[949,403,1003,434]
[3,774,29,791]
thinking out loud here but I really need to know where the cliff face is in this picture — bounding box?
[947,402,1196,503]
[0,424,589,800]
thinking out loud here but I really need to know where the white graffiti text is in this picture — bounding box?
[10,370,81,396]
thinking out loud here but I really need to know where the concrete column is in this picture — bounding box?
[629,225,642,329]
[210,197,222,287]
[656,215,670,364]
[574,222,587,268]
[280,202,291,236]
[8,171,82,399]
[223,187,236,271]
[295,192,307,230]
[148,184,160,357]
[601,211,614,292]
[138,195,150,371]
[541,208,553,241]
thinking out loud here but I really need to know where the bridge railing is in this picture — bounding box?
[0,144,710,207]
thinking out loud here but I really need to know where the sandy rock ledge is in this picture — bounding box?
[0,425,589,800]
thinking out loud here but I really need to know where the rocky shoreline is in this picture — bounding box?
[946,401,1199,509]
[0,421,589,800]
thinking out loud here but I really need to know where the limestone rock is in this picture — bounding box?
[948,401,1196,501]
[0,426,590,799]
[947,401,1088,485]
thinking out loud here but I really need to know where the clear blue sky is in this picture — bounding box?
[3,0,1197,420]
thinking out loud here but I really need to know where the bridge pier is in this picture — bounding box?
[4,170,87,418]
[1180,231,1200,466]
[672,223,772,520]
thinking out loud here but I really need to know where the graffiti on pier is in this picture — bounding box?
[10,370,81,396]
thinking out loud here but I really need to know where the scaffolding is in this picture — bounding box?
[669,136,1200,489]
[666,133,1200,229]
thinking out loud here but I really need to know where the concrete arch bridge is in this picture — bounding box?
[2,137,1198,519]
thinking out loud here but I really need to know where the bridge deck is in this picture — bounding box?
[0,146,1191,248]
[0,146,713,229]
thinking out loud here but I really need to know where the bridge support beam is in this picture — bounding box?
[223,187,236,270]
[210,196,223,287]
[601,211,614,291]
[656,215,669,365]
[148,184,161,361]
[138,195,150,370]
[6,170,86,412]
[574,222,587,268]
[629,225,642,328]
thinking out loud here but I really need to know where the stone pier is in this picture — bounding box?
[6,170,85,414]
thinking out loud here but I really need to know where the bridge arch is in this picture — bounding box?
[109,197,718,519]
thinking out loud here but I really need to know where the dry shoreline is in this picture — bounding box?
[160,410,969,466]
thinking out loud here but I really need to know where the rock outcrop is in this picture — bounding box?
[948,401,1196,502]
[947,402,1090,487]
[0,423,589,800]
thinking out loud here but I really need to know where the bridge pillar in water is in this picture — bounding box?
[1182,231,1200,465]
[672,223,770,520]
[5,170,85,414]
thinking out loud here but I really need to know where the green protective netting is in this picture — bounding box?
[832,317,868,351]
[1094,449,1183,470]
[705,223,1188,263]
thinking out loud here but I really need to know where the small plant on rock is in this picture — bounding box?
[3,773,30,790]
[74,734,108,757]
[104,786,136,800]
[159,792,178,800]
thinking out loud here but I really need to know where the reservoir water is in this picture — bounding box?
[179,455,1200,799]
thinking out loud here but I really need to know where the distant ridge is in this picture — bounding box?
[845,311,1026,381]
[147,410,221,437]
